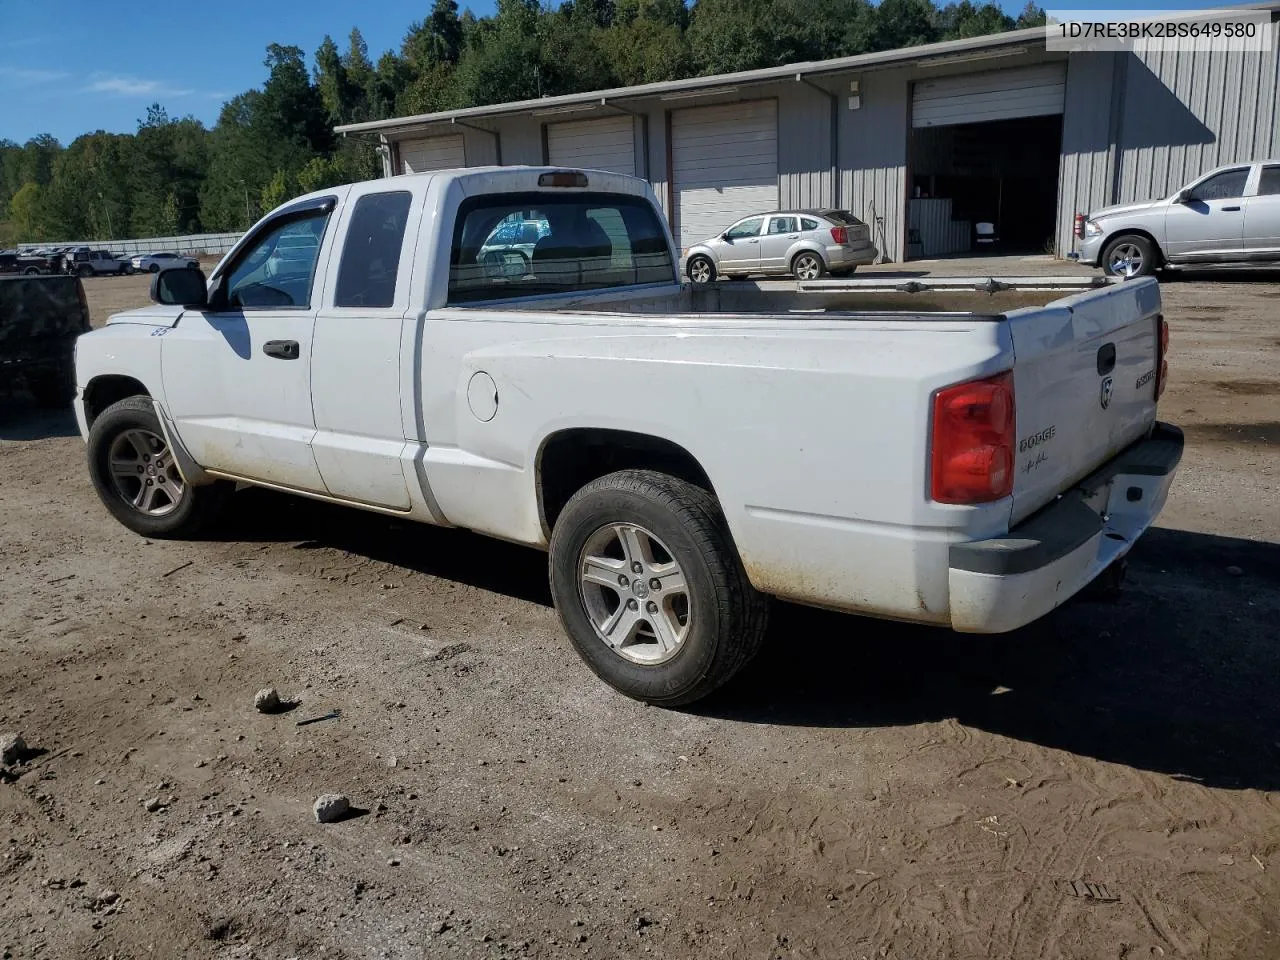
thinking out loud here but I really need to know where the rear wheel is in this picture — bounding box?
[87,396,230,538]
[1101,235,1158,278]
[549,470,769,706]
[687,255,716,285]
[791,251,826,281]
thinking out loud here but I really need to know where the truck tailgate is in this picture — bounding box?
[1007,277,1163,524]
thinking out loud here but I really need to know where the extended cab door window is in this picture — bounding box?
[225,212,330,309]
[334,191,412,308]
[447,192,674,303]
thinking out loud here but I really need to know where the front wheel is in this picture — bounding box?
[687,254,716,285]
[1101,234,1158,278]
[791,251,826,281]
[549,470,769,706]
[148,263,161,274]
[87,396,231,538]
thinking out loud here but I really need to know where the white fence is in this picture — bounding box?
[17,231,243,257]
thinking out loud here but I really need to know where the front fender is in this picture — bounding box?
[74,322,171,437]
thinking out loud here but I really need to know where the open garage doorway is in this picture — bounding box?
[908,115,1063,258]
[907,63,1066,259]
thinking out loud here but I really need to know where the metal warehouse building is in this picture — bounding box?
[337,14,1280,263]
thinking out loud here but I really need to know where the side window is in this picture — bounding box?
[225,211,329,310]
[800,217,819,231]
[768,216,797,234]
[1189,169,1248,202]
[1257,165,1280,196]
[725,217,763,240]
[334,191,412,308]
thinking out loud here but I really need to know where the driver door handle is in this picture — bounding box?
[263,339,300,360]
[1222,205,1241,211]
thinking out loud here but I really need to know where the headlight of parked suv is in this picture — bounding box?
[1084,220,1103,238]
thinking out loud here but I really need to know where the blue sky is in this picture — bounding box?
[0,0,1245,144]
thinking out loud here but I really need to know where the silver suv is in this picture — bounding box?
[683,210,878,283]
[1078,160,1280,277]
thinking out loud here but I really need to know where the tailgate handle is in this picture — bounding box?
[1096,343,1116,375]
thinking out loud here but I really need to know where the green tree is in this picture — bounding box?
[1015,2,1047,27]
[868,0,939,50]
[9,182,43,240]
[315,35,358,126]
[261,168,293,212]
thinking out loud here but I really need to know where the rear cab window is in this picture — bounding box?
[447,192,674,304]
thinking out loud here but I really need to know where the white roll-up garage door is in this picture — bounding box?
[671,99,778,250]
[398,135,466,173]
[912,63,1066,128]
[547,116,636,176]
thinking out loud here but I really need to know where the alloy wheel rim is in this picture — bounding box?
[690,259,711,283]
[107,428,185,516]
[796,255,819,280]
[1110,244,1143,276]
[578,522,692,665]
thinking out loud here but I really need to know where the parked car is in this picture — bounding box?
[1,273,90,406]
[1078,159,1280,276]
[65,249,132,277]
[683,209,878,283]
[74,167,1178,706]
[132,252,199,273]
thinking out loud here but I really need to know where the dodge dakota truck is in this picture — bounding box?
[73,167,1181,705]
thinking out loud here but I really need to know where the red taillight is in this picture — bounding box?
[1155,314,1169,399]
[930,372,1016,504]
[830,225,848,244]
[1073,213,1085,239]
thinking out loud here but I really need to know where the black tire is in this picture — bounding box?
[1100,234,1159,278]
[791,250,827,281]
[87,396,231,538]
[22,266,40,276]
[549,469,769,706]
[149,263,161,274]
[686,254,716,285]
[76,264,93,278]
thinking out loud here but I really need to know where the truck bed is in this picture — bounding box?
[500,275,1121,319]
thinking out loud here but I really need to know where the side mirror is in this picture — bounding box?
[721,233,732,242]
[1175,189,1193,204]
[150,266,207,307]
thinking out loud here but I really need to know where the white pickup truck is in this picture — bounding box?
[73,167,1181,705]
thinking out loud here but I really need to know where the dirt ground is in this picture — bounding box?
[2,262,1279,960]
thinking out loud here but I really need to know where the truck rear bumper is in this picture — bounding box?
[948,422,1183,633]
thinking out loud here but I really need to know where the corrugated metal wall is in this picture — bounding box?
[1057,53,1121,257]
[842,68,909,262]
[778,81,834,210]
[1058,30,1280,256]
[1117,41,1279,204]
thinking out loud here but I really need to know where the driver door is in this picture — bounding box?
[162,196,342,493]
[1164,167,1249,260]
[717,217,764,272]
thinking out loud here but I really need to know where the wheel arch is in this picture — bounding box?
[1102,228,1164,267]
[83,374,151,428]
[536,428,717,538]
